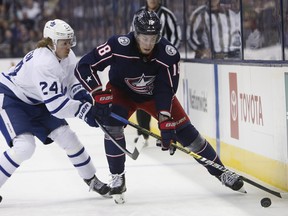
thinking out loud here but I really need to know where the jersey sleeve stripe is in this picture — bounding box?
[74,67,93,91]
[91,54,113,67]
[44,93,65,104]
[49,98,70,115]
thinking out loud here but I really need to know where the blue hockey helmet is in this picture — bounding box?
[133,10,162,43]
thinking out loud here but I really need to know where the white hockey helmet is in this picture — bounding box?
[43,19,76,47]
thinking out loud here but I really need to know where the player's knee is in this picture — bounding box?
[176,123,199,146]
[104,125,124,139]
[186,134,206,153]
[50,125,83,154]
[9,133,36,163]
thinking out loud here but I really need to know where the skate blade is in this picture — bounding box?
[237,185,247,194]
[112,194,125,204]
[102,193,112,198]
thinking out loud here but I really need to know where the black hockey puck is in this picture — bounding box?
[0,195,2,203]
[260,197,271,207]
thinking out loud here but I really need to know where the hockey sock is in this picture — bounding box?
[176,124,223,176]
[67,146,96,179]
[195,141,223,176]
[0,150,19,188]
[105,137,126,174]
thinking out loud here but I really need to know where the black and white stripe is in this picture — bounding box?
[156,6,182,48]
[187,5,241,57]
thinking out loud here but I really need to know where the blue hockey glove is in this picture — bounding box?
[92,90,113,122]
[76,102,98,127]
[158,118,176,152]
[73,89,93,104]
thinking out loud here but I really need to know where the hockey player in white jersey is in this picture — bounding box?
[0,19,112,200]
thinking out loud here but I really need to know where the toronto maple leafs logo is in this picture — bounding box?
[125,74,155,95]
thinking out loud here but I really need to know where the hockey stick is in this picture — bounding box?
[94,117,143,160]
[110,112,284,198]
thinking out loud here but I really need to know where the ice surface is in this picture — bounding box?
[0,119,286,216]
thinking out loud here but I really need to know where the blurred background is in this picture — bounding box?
[0,0,287,61]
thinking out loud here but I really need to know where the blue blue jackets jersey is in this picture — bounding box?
[75,32,180,112]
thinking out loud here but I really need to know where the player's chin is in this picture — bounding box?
[59,53,69,59]
[141,49,152,55]
[64,52,69,57]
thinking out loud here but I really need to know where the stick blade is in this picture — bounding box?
[130,135,146,160]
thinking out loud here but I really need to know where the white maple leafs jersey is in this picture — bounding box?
[0,47,84,119]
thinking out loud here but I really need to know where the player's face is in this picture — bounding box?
[136,34,158,55]
[55,39,73,59]
[211,0,220,10]
[147,0,161,11]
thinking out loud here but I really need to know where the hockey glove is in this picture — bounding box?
[76,102,99,127]
[73,89,93,104]
[158,118,176,153]
[92,90,113,122]
[155,139,176,155]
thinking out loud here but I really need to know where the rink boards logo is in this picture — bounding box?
[229,73,239,139]
[229,72,264,140]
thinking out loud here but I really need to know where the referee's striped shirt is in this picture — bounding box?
[187,5,241,58]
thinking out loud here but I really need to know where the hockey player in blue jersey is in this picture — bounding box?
[133,0,182,146]
[75,10,245,204]
[0,19,111,199]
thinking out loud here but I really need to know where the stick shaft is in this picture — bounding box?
[94,117,139,160]
[110,112,283,198]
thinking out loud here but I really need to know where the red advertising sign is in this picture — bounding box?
[229,73,239,139]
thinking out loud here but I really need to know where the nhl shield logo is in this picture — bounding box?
[165,45,177,56]
[118,37,130,46]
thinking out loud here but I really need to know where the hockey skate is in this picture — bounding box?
[156,139,162,147]
[217,171,246,193]
[134,135,149,147]
[134,135,140,143]
[109,172,126,204]
[84,175,111,198]
[143,139,148,147]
